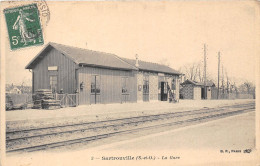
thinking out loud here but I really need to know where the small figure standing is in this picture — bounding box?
[4,4,44,50]
[12,9,36,45]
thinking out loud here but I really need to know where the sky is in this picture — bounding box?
[2,1,259,86]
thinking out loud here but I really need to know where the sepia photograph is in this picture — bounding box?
[0,1,259,166]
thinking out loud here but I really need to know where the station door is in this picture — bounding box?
[160,82,168,101]
[90,75,101,104]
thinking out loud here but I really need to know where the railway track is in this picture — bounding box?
[6,102,255,153]
[6,103,254,140]
[6,102,253,134]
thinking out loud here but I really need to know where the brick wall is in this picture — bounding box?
[165,75,180,100]
[182,84,194,99]
[149,73,158,101]
[136,72,143,102]
[137,71,180,102]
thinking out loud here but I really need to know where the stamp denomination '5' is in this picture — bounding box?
[4,3,44,50]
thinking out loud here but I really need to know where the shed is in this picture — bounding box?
[180,79,215,100]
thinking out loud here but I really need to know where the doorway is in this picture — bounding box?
[90,75,101,104]
[201,87,207,99]
[49,75,58,93]
[160,82,168,101]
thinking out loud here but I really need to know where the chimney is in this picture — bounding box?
[135,54,139,67]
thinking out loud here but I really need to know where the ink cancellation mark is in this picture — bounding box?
[4,3,44,50]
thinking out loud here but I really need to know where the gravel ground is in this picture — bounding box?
[6,99,254,131]
[6,103,254,152]
[7,99,254,121]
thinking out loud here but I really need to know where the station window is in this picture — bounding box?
[91,75,101,94]
[143,75,149,94]
[172,78,176,90]
[164,82,168,93]
[50,75,58,93]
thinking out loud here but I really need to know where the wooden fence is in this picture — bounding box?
[211,88,254,99]
[53,93,79,107]
[121,94,130,103]
[6,93,79,108]
[6,93,33,105]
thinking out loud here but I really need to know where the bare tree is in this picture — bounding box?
[238,81,255,94]
[225,70,230,94]
[244,82,254,94]
[179,62,201,81]
[179,61,215,84]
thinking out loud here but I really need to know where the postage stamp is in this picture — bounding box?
[4,3,44,50]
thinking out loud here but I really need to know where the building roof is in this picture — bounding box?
[181,79,215,87]
[26,43,138,70]
[120,58,181,75]
[6,87,21,94]
[26,42,181,75]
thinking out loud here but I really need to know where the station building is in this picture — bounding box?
[26,42,181,105]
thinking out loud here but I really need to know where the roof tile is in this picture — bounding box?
[121,58,181,75]
[50,43,137,70]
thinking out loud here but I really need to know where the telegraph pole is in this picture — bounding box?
[222,64,224,96]
[204,44,207,99]
[217,51,220,99]
[226,70,229,99]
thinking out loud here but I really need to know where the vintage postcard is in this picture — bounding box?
[0,1,259,166]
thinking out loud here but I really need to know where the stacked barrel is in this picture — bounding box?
[32,89,61,109]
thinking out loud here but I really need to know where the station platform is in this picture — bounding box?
[6,99,254,122]
[5,101,258,166]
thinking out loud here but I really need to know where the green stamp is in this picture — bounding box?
[4,4,44,50]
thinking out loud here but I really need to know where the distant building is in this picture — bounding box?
[17,86,32,94]
[6,84,32,94]
[25,42,182,105]
[6,86,22,94]
[180,79,215,100]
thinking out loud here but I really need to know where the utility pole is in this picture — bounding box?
[217,51,220,99]
[222,64,224,96]
[204,44,207,99]
[226,70,229,99]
